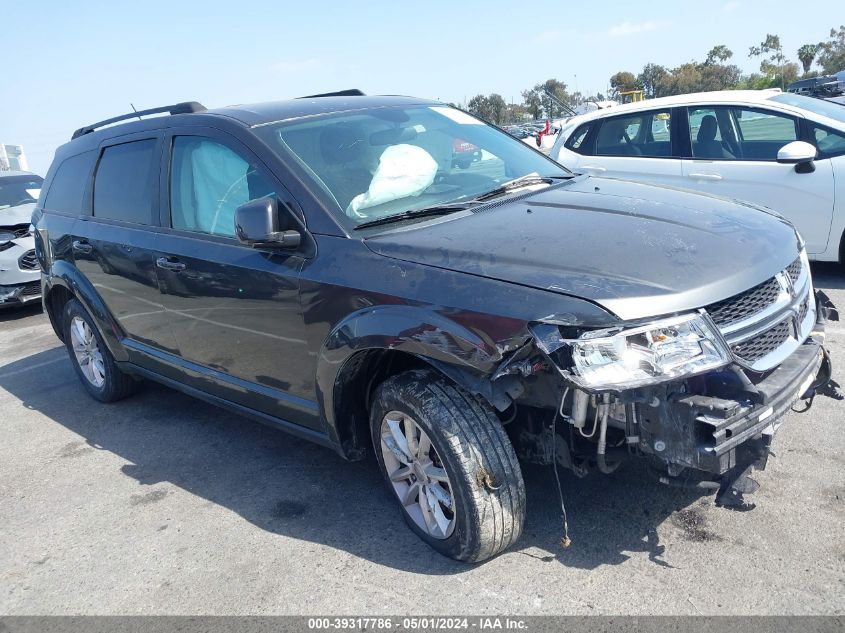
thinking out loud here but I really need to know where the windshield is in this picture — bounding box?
[769,93,845,125]
[0,175,43,210]
[256,105,570,229]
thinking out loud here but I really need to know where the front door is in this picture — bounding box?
[153,129,318,429]
[681,105,835,256]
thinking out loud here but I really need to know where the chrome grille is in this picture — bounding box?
[18,249,39,270]
[19,281,41,298]
[11,224,31,239]
[706,277,782,327]
[705,254,812,372]
[785,257,802,283]
[730,319,791,363]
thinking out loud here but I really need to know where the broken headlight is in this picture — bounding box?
[535,313,731,390]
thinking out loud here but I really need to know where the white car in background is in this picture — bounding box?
[550,91,845,261]
[0,171,43,307]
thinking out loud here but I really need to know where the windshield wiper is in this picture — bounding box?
[472,174,571,202]
[353,204,470,230]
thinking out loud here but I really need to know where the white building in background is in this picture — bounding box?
[0,144,28,171]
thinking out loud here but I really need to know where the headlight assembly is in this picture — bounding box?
[531,313,731,391]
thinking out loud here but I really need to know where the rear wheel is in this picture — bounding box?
[370,370,525,562]
[63,299,139,402]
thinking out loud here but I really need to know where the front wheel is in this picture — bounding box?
[370,370,525,562]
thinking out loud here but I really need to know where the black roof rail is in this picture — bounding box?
[71,101,207,140]
[298,89,365,99]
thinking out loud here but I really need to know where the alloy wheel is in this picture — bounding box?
[379,410,456,539]
[69,316,105,388]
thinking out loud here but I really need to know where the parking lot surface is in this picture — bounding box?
[1,265,844,616]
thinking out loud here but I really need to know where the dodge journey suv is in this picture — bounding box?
[33,91,835,562]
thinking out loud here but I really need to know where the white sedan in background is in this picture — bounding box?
[550,90,845,261]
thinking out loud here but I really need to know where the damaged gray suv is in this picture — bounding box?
[34,91,837,562]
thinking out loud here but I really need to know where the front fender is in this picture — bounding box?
[44,260,129,362]
[315,305,529,453]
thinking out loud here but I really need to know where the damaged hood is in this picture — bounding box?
[364,177,801,321]
[0,202,36,228]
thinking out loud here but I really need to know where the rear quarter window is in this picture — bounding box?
[565,123,593,153]
[43,151,97,214]
[93,139,157,224]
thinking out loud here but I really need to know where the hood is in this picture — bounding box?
[364,177,801,321]
[0,202,36,228]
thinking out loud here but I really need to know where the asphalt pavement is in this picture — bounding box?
[1,264,843,615]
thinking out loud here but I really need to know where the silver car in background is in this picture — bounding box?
[0,171,43,307]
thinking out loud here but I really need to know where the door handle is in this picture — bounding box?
[156,257,187,272]
[688,173,722,181]
[72,240,93,255]
[580,165,607,173]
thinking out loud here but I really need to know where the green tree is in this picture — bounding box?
[609,71,638,98]
[749,34,789,88]
[521,88,543,119]
[700,62,742,91]
[797,44,818,74]
[705,45,733,65]
[537,79,569,119]
[660,62,702,95]
[638,63,669,98]
[818,26,845,74]
[487,94,507,125]
[466,94,492,122]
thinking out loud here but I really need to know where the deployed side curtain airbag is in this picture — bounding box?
[190,141,250,236]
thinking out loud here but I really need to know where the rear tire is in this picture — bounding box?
[63,299,139,403]
[370,369,525,562]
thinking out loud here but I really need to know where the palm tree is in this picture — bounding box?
[797,44,818,74]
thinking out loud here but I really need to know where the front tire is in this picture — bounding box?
[63,299,139,402]
[370,370,525,562]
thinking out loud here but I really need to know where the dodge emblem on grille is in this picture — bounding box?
[776,271,797,299]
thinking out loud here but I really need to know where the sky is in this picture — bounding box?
[3,0,841,176]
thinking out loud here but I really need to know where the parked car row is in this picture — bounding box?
[29,90,836,562]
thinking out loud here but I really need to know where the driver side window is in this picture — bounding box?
[170,136,276,237]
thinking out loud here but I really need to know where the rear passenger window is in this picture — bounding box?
[688,107,735,159]
[93,139,157,224]
[595,110,672,158]
[170,137,277,238]
[44,151,96,213]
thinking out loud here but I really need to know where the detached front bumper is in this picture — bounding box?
[651,334,824,475]
[640,295,831,477]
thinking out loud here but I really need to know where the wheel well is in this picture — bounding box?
[45,285,74,342]
[333,349,434,460]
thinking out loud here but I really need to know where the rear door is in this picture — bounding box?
[574,108,685,188]
[71,132,180,358]
[680,105,835,255]
[153,127,317,428]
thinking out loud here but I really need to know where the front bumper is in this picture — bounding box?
[0,280,42,307]
[0,235,41,307]
[649,333,824,475]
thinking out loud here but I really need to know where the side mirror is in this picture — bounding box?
[235,197,301,248]
[776,141,817,165]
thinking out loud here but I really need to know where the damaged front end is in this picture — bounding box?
[494,250,836,508]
